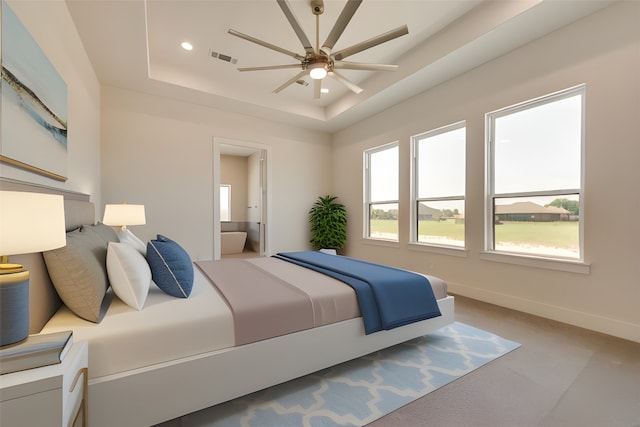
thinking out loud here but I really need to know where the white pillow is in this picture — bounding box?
[106,242,151,310]
[117,228,147,256]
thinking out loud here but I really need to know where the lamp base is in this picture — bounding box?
[0,270,30,346]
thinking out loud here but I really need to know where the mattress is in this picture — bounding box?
[41,257,448,380]
[41,267,235,379]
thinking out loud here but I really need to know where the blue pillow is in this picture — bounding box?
[147,235,194,298]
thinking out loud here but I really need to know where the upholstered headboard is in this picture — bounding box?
[0,178,95,333]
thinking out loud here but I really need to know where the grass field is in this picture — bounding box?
[371,219,579,254]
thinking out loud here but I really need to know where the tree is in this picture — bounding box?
[546,198,579,215]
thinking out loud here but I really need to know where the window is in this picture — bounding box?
[412,122,466,247]
[220,185,231,221]
[364,143,399,241]
[486,85,584,260]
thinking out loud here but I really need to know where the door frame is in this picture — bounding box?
[213,137,271,260]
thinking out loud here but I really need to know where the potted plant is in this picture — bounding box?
[309,195,347,251]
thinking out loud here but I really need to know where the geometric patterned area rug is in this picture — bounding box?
[183,322,520,427]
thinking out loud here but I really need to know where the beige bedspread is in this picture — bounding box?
[195,256,449,346]
[196,257,361,345]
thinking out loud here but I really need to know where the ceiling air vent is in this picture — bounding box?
[210,50,238,64]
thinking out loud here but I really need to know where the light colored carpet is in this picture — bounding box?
[178,322,520,427]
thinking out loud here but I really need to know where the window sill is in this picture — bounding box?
[480,251,590,274]
[408,242,469,258]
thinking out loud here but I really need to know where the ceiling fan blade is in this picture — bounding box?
[329,71,363,94]
[238,64,302,72]
[276,0,314,55]
[314,79,322,99]
[273,70,309,94]
[331,25,409,61]
[321,0,362,52]
[229,29,305,61]
[334,61,399,72]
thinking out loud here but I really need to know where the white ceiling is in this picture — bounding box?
[65,0,613,133]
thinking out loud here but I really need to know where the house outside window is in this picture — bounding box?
[412,122,466,248]
[486,85,584,260]
[364,142,399,241]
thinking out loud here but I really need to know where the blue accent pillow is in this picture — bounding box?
[146,235,194,298]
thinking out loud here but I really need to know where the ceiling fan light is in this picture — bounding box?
[309,64,328,80]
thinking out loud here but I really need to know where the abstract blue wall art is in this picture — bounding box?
[1,0,68,181]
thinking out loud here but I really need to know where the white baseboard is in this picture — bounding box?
[448,282,640,344]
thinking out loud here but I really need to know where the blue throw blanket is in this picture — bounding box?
[274,251,441,334]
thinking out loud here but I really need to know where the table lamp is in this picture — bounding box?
[0,191,66,346]
[102,203,146,254]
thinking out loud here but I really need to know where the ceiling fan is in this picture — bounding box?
[228,0,408,98]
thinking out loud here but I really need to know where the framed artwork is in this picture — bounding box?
[1,0,68,181]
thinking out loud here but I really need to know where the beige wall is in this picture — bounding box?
[0,0,101,208]
[101,86,332,261]
[332,2,640,343]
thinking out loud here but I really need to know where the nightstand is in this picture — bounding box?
[0,340,88,427]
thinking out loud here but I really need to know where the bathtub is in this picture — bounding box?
[221,231,247,255]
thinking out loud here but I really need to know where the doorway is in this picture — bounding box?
[213,137,270,260]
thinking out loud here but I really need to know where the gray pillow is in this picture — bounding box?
[43,226,114,323]
[82,222,119,243]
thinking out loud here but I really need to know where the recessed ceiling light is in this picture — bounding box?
[321,88,329,94]
[181,42,193,51]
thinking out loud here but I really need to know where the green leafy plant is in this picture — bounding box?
[309,195,347,250]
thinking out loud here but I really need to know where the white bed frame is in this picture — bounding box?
[91,296,454,426]
[2,179,455,427]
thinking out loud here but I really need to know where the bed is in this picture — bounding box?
[4,180,454,427]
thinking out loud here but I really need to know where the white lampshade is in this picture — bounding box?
[102,204,146,228]
[0,191,66,256]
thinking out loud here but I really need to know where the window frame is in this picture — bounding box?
[363,141,400,242]
[220,184,231,222]
[485,84,586,266]
[410,121,466,249]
